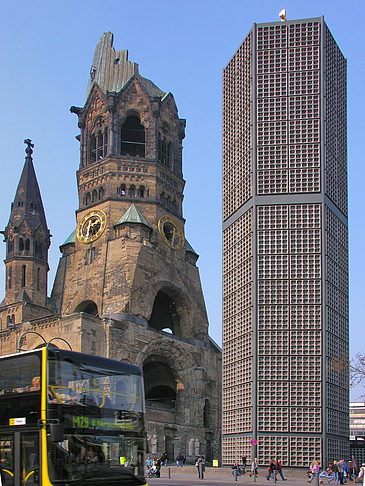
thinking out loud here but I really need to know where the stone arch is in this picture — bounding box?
[136,337,197,377]
[143,359,176,409]
[147,283,192,338]
[137,338,197,413]
[74,300,98,316]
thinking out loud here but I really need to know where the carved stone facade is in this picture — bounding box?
[0,32,221,464]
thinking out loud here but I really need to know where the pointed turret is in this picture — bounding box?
[7,139,49,234]
[1,140,51,323]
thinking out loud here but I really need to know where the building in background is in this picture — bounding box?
[0,32,221,463]
[222,16,349,466]
[350,402,365,466]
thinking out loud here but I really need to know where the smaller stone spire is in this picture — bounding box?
[7,140,49,234]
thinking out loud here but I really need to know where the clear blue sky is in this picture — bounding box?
[0,0,364,397]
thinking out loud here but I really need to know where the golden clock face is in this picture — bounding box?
[77,209,107,244]
[158,215,185,250]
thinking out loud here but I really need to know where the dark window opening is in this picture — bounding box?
[129,185,136,197]
[158,135,171,168]
[74,300,98,316]
[25,239,30,252]
[90,134,96,163]
[90,128,108,163]
[7,239,13,254]
[19,238,24,252]
[138,186,145,198]
[21,265,26,288]
[148,291,180,336]
[37,268,41,291]
[118,184,126,196]
[98,187,104,200]
[84,193,91,205]
[92,189,97,202]
[203,399,211,428]
[7,314,15,326]
[121,115,145,157]
[146,385,176,407]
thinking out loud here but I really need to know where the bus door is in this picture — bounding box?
[0,431,40,486]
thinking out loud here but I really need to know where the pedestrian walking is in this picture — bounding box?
[250,458,259,478]
[267,460,275,480]
[308,460,320,482]
[275,458,287,481]
[195,455,205,479]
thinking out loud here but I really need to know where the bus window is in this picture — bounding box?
[0,436,14,485]
[20,432,39,485]
[0,354,41,396]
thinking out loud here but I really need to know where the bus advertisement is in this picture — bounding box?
[0,347,148,486]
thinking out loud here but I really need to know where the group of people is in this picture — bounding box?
[145,455,164,478]
[231,456,259,478]
[266,459,287,480]
[308,459,358,484]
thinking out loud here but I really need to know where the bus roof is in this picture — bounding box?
[0,348,142,375]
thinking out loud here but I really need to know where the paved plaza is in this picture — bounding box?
[148,465,316,485]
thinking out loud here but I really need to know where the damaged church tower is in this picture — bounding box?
[0,33,221,462]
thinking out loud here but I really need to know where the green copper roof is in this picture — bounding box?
[61,229,76,246]
[117,204,151,228]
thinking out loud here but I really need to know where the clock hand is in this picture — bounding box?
[86,220,92,239]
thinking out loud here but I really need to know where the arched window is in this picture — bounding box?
[84,193,91,206]
[90,127,108,163]
[92,189,97,202]
[129,185,136,198]
[158,134,171,168]
[90,134,96,163]
[121,115,145,157]
[138,186,145,198]
[19,238,24,252]
[148,291,181,336]
[25,239,30,252]
[7,239,13,254]
[98,187,104,200]
[160,192,165,207]
[118,184,126,196]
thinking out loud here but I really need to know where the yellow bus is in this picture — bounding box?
[0,347,148,486]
